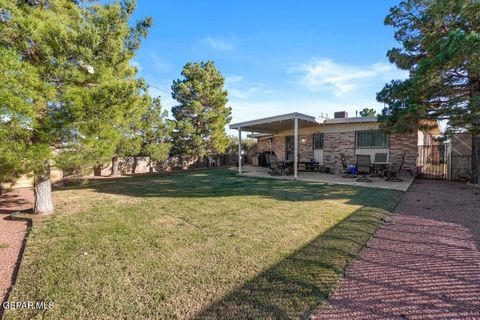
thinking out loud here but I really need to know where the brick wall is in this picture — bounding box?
[258,134,314,161]
[390,132,418,176]
[274,136,286,160]
[256,138,271,153]
[323,132,356,173]
[299,134,314,161]
[255,131,419,176]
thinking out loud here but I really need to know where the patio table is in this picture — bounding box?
[279,160,294,174]
[299,161,320,172]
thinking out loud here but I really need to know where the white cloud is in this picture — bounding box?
[289,58,407,96]
[225,75,274,100]
[145,51,170,72]
[201,35,235,51]
[225,75,244,83]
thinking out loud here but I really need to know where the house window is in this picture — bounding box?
[313,133,324,150]
[356,130,388,149]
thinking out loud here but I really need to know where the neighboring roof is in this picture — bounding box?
[229,112,319,134]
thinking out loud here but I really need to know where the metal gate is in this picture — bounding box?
[418,144,448,179]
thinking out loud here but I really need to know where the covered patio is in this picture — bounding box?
[231,165,413,191]
[230,112,319,179]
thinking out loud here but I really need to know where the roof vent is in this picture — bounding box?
[334,111,348,119]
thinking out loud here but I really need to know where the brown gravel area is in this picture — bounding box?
[315,179,480,320]
[0,189,32,317]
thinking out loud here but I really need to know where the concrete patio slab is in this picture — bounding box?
[232,165,414,191]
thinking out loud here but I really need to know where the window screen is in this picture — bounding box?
[356,130,388,148]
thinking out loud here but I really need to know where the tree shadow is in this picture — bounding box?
[192,206,387,319]
[0,190,32,215]
[64,169,402,210]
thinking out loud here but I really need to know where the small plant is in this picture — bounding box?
[0,243,8,249]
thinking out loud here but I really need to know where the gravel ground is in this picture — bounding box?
[0,189,32,317]
[314,179,480,320]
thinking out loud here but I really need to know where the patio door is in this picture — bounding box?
[285,136,296,161]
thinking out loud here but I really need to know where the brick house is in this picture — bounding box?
[230,112,439,178]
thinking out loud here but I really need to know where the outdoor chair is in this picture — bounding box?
[264,152,271,168]
[356,155,372,182]
[268,154,284,176]
[384,153,405,182]
[371,152,388,177]
[374,152,388,163]
[341,153,357,178]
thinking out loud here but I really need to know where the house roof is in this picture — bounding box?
[229,112,319,134]
[323,116,378,124]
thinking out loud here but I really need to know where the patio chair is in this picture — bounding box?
[384,153,405,182]
[356,155,372,182]
[374,152,388,163]
[264,152,272,168]
[341,153,356,178]
[371,152,388,177]
[268,154,284,176]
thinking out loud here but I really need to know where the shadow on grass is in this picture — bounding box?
[193,206,387,319]
[65,168,402,210]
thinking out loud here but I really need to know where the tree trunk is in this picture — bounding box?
[132,157,138,174]
[93,165,102,176]
[148,157,153,173]
[34,165,53,215]
[111,157,120,176]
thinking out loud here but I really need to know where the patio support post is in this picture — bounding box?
[238,128,242,174]
[294,117,298,179]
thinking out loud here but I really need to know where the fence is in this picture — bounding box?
[418,144,448,179]
[418,133,473,181]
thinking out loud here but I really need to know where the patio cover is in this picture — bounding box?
[229,112,320,178]
[229,112,319,134]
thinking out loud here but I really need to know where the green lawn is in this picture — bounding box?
[5,169,402,319]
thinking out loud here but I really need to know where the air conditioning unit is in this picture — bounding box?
[334,111,348,119]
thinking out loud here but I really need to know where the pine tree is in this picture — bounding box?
[0,0,151,213]
[171,61,232,163]
[138,97,173,173]
[359,108,377,117]
[377,0,480,183]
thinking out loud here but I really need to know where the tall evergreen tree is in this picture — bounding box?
[138,97,172,173]
[171,61,232,163]
[377,0,480,183]
[0,0,151,213]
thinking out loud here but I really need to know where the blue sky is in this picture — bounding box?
[129,0,407,128]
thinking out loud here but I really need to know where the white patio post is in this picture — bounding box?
[238,128,242,174]
[294,117,298,179]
